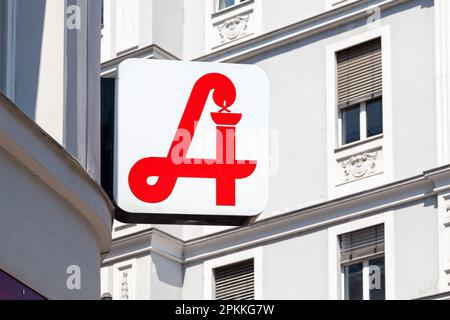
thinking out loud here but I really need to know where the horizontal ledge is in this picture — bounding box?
[104,165,450,265]
[334,134,384,154]
[195,0,410,63]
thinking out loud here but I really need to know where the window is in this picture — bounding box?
[101,0,104,28]
[217,0,248,11]
[341,105,360,144]
[341,97,383,145]
[213,259,254,300]
[101,78,115,198]
[337,38,383,146]
[339,224,385,300]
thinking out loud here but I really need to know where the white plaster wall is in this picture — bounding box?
[138,0,154,47]
[243,35,329,218]
[237,0,437,219]
[262,229,329,299]
[389,0,437,178]
[182,262,204,299]
[261,0,324,33]
[152,0,184,58]
[0,147,102,299]
[100,265,113,297]
[150,254,182,299]
[393,198,440,299]
[14,0,64,143]
[32,0,65,144]
[183,0,207,60]
[14,0,103,181]
[136,255,152,299]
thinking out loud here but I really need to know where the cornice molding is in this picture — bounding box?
[112,228,184,247]
[104,165,450,265]
[195,0,411,63]
[99,0,413,67]
[417,290,450,300]
[103,228,184,265]
[101,44,180,77]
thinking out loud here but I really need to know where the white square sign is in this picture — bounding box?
[114,59,269,225]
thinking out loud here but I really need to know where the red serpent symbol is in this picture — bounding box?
[128,73,257,206]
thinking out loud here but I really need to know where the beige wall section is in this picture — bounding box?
[32,0,65,144]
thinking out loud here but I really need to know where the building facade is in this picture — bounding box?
[100,0,450,300]
[0,0,112,299]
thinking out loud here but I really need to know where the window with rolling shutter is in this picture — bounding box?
[339,224,384,264]
[337,38,382,108]
[214,259,254,300]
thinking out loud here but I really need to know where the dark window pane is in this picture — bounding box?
[218,0,235,10]
[369,257,385,300]
[101,0,104,27]
[101,78,115,199]
[342,105,360,144]
[344,263,363,300]
[366,97,383,137]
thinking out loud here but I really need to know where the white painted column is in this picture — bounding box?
[435,0,450,165]
[437,193,450,292]
[434,0,450,293]
[65,0,102,181]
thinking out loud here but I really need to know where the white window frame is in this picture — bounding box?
[326,25,393,197]
[328,211,395,300]
[215,0,249,13]
[338,99,383,146]
[203,247,263,300]
[341,248,385,300]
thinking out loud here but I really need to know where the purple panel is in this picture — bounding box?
[0,268,45,300]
